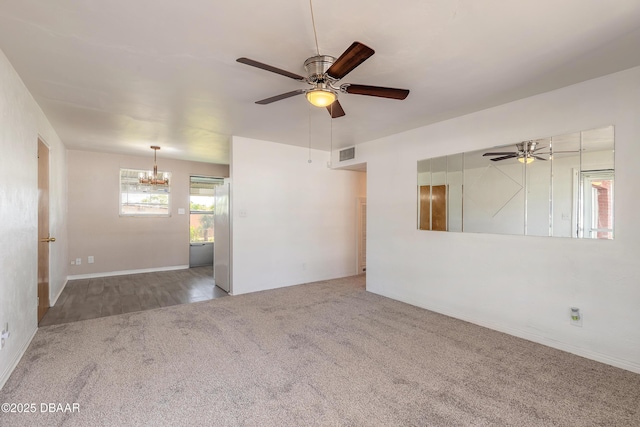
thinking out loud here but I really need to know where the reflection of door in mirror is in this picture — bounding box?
[419,185,447,230]
[580,170,614,239]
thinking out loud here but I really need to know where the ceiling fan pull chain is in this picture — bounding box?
[329,104,333,167]
[308,103,312,163]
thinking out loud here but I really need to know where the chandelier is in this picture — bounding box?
[139,146,169,186]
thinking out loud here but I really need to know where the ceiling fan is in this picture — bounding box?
[483,141,548,164]
[236,2,409,118]
[237,42,410,118]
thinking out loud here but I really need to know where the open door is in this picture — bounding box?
[213,179,231,293]
[38,139,53,323]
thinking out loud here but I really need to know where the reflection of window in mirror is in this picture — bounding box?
[570,126,615,239]
[579,170,614,239]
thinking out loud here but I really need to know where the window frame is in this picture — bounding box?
[119,168,172,217]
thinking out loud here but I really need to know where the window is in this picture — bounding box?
[190,176,223,243]
[120,168,171,216]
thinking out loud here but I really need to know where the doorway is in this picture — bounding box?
[37,139,51,323]
[189,176,224,267]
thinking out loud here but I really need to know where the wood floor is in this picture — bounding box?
[39,266,227,326]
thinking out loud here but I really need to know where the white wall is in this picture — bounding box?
[67,150,229,277]
[231,136,366,295]
[0,48,68,388]
[335,66,640,373]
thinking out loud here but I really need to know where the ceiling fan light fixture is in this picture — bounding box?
[306,89,336,107]
[518,155,535,164]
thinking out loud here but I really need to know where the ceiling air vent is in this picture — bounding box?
[339,147,355,162]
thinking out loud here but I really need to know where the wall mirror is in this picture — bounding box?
[417,125,614,239]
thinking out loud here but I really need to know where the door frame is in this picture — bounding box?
[356,197,366,274]
[189,175,225,267]
[37,137,51,323]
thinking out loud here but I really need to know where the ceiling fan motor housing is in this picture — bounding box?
[516,141,537,155]
[304,55,336,83]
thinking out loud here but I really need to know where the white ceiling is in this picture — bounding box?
[1,0,639,164]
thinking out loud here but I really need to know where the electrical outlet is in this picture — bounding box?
[88,256,94,264]
[1,323,9,349]
[76,258,82,265]
[570,307,583,327]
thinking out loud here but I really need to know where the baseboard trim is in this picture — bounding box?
[67,265,190,280]
[463,315,640,374]
[50,278,68,306]
[370,288,640,375]
[0,326,37,391]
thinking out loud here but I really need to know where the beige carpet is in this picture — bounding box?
[1,275,639,426]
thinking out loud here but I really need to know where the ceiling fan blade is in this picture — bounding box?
[533,156,548,161]
[483,152,516,156]
[237,57,306,81]
[532,146,547,152]
[327,100,346,118]
[490,154,517,161]
[343,84,409,100]
[255,89,306,105]
[326,42,375,79]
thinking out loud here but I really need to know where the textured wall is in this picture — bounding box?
[0,48,67,388]
[231,137,366,295]
[67,150,229,276]
[335,66,640,373]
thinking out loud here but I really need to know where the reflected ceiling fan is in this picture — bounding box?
[236,2,409,118]
[483,141,547,164]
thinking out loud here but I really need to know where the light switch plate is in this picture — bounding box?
[178,208,185,215]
